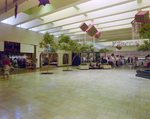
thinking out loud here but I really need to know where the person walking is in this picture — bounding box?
[3,56,11,79]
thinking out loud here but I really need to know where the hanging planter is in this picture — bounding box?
[116,45,122,50]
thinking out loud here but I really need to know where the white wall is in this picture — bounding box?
[36,47,73,68]
[20,44,34,53]
[0,41,4,51]
[57,50,72,66]
[0,22,43,45]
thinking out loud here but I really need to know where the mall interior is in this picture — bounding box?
[0,0,150,119]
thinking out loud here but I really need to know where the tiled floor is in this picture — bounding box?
[0,67,150,119]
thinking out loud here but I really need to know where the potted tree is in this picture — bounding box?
[39,32,58,74]
[59,34,72,71]
[70,41,94,70]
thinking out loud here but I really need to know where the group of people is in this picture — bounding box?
[89,61,101,68]
[10,57,26,68]
[1,56,27,79]
[88,53,144,68]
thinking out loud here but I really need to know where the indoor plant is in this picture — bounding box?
[102,63,111,69]
[39,32,58,74]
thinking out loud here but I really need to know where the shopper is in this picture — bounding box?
[90,61,95,69]
[3,56,11,79]
[96,61,101,68]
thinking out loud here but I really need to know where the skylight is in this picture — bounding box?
[16,25,21,27]
[1,19,8,24]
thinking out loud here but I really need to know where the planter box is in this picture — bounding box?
[102,65,111,69]
[79,65,89,70]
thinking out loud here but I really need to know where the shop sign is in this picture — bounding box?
[4,41,20,52]
[44,47,52,52]
[112,40,140,46]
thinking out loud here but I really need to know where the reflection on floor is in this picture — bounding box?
[0,66,57,76]
[0,67,150,119]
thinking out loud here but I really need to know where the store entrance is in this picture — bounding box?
[0,52,34,72]
[40,52,58,68]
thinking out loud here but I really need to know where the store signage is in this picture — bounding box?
[44,47,52,52]
[4,41,20,52]
[112,40,140,46]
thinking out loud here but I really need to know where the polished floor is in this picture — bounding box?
[0,67,150,119]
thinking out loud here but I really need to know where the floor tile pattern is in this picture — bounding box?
[0,67,150,119]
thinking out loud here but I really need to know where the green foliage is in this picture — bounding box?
[102,63,109,65]
[137,40,150,51]
[39,32,58,52]
[137,22,150,39]
[80,42,95,53]
[59,42,71,51]
[69,40,81,54]
[99,48,113,52]
[80,63,87,65]
[58,34,95,54]
[95,53,100,61]
[59,34,71,43]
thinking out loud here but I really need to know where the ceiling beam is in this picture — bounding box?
[0,0,39,21]
[0,0,28,15]
[11,0,90,26]
[27,0,150,29]
[36,11,136,32]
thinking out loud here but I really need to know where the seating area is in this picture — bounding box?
[88,63,103,69]
[79,63,111,70]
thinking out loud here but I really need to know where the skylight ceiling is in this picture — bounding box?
[0,0,149,42]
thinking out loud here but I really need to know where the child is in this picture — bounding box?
[3,65,10,79]
[3,56,11,79]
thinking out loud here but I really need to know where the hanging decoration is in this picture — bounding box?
[116,45,122,50]
[86,24,98,37]
[131,10,150,39]
[13,0,18,3]
[38,0,50,7]
[79,22,88,31]
[15,3,18,18]
[79,22,102,39]
[136,43,140,47]
[131,20,142,39]
[5,0,7,12]
[135,11,149,23]
[94,31,101,39]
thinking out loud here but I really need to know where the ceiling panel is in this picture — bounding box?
[0,0,148,45]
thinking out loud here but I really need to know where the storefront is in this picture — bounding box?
[0,41,36,70]
[40,52,58,68]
